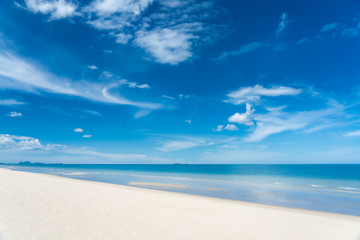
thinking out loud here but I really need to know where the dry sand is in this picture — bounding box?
[0,168,359,240]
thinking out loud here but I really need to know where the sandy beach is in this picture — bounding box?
[0,168,359,240]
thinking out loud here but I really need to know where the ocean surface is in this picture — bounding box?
[2,164,360,216]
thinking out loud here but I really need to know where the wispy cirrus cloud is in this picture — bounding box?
[343,130,360,137]
[0,50,161,110]
[216,42,263,61]
[276,12,290,37]
[320,22,340,33]
[62,148,147,160]
[120,79,150,89]
[301,17,360,44]
[318,18,360,38]
[80,109,102,117]
[158,139,203,152]
[244,101,345,142]
[296,37,311,45]
[61,147,174,163]
[219,83,349,142]
[157,135,235,152]
[225,84,302,105]
[0,99,26,106]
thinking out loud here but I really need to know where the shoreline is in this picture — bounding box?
[3,165,360,216]
[3,167,359,217]
[1,168,359,240]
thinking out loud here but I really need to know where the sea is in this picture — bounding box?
[1,164,360,216]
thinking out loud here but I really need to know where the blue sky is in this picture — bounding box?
[1,0,360,164]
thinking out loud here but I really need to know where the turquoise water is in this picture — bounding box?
[2,164,360,216]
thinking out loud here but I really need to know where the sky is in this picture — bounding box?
[1,0,360,164]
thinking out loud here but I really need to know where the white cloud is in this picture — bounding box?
[59,147,174,163]
[74,128,84,133]
[0,134,174,163]
[115,33,132,44]
[24,0,78,19]
[102,49,113,54]
[81,109,102,116]
[185,120,192,124]
[7,111,22,117]
[214,125,224,132]
[86,0,153,17]
[161,95,175,100]
[296,37,311,45]
[226,85,302,105]
[344,130,360,137]
[87,65,98,70]
[224,124,238,131]
[101,71,113,78]
[320,22,339,33]
[178,94,193,100]
[120,79,150,89]
[317,18,360,39]
[87,16,131,30]
[228,103,254,126]
[135,27,195,64]
[82,134,92,138]
[84,0,153,31]
[276,12,290,37]
[159,0,189,8]
[158,140,201,152]
[245,101,344,142]
[341,27,359,38]
[0,51,161,110]
[157,136,235,152]
[63,148,147,160]
[21,0,218,65]
[137,84,150,89]
[134,109,152,119]
[137,83,150,88]
[0,134,64,151]
[216,42,263,61]
[132,2,216,64]
[130,2,216,64]
[0,99,25,105]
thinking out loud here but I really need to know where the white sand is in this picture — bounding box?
[0,168,359,240]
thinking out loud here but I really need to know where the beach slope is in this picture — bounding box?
[0,168,359,240]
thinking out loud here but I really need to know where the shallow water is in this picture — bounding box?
[2,164,360,216]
